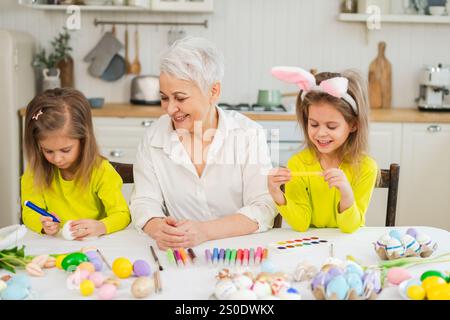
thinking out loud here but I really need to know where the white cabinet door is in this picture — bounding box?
[398,123,450,230]
[366,123,402,226]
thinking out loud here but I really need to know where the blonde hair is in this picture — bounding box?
[296,70,369,169]
[24,88,103,190]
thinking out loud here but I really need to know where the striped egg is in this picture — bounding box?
[389,230,402,241]
[386,238,404,258]
[376,233,391,249]
[401,234,421,254]
[415,232,432,247]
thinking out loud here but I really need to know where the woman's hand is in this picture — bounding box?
[40,214,60,236]
[70,219,107,240]
[267,167,292,205]
[143,217,190,250]
[323,168,354,212]
[174,220,209,248]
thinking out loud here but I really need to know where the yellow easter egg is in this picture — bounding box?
[80,280,95,296]
[55,255,67,270]
[422,276,446,296]
[112,257,133,279]
[78,262,95,274]
[406,285,426,300]
[427,283,450,300]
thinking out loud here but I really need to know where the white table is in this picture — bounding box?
[3,226,449,300]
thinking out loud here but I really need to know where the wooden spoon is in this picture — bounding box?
[124,25,131,74]
[130,27,141,75]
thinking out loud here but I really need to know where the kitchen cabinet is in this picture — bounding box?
[397,123,450,230]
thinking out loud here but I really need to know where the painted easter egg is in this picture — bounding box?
[344,261,364,277]
[80,279,95,296]
[422,276,446,295]
[228,289,257,300]
[271,277,290,295]
[252,280,272,298]
[363,269,382,294]
[0,284,29,300]
[232,275,253,290]
[112,257,133,279]
[215,280,237,300]
[345,273,364,296]
[88,272,105,288]
[277,287,301,300]
[420,270,446,282]
[90,257,103,272]
[406,228,418,239]
[325,267,344,286]
[427,283,450,300]
[131,277,155,299]
[326,275,349,300]
[387,267,412,285]
[80,246,97,253]
[415,232,432,247]
[78,262,95,274]
[388,229,402,241]
[85,250,100,261]
[260,260,277,273]
[133,260,151,277]
[7,275,31,289]
[385,238,404,258]
[62,220,75,241]
[376,233,391,248]
[97,284,117,300]
[407,285,426,300]
[311,271,327,290]
[401,234,421,255]
[61,252,88,272]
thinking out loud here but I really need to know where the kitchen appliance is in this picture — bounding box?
[0,30,36,227]
[130,75,161,105]
[417,64,450,111]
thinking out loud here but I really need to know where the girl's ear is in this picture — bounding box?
[350,123,358,133]
[209,82,221,105]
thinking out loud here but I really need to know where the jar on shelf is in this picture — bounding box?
[342,0,358,13]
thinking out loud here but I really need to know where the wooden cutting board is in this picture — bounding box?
[369,41,392,109]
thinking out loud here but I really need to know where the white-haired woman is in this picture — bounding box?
[130,37,277,250]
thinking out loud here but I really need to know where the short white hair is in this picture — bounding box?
[160,36,224,94]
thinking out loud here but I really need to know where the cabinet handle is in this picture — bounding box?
[110,150,124,158]
[427,125,442,133]
[141,120,154,127]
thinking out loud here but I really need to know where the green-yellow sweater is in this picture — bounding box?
[276,149,378,233]
[21,159,131,235]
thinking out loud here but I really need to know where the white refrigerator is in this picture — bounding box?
[0,30,35,228]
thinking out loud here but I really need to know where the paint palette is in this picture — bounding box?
[270,237,328,252]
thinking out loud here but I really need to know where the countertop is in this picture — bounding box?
[3,226,450,300]
[18,103,450,123]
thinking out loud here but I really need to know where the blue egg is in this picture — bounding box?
[90,257,103,272]
[345,273,364,296]
[8,275,31,289]
[260,260,277,273]
[345,262,364,277]
[325,267,344,286]
[1,284,29,300]
[389,230,402,241]
[326,275,349,300]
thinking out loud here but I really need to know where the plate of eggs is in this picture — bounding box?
[398,270,450,300]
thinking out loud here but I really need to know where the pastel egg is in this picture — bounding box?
[386,238,404,257]
[215,280,237,300]
[62,220,75,241]
[131,277,155,299]
[311,271,327,290]
[80,280,95,296]
[0,280,7,293]
[420,270,447,282]
[407,285,426,300]
[376,233,391,247]
[88,272,105,288]
[326,275,349,300]
[415,232,432,246]
[345,273,364,296]
[344,261,364,277]
[325,267,344,286]
[232,275,253,290]
[133,260,151,277]
[406,228,418,239]
[85,251,100,261]
[387,267,412,285]
[80,246,97,253]
[8,275,31,289]
[0,284,29,300]
[90,258,103,272]
[78,262,96,274]
[260,260,277,273]
[251,280,272,298]
[388,230,402,241]
[228,289,257,300]
[97,284,117,300]
[112,257,133,279]
[401,234,421,254]
[363,270,382,294]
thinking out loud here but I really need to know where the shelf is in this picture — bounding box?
[339,13,450,24]
[20,4,150,12]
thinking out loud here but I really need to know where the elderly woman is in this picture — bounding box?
[130,37,277,250]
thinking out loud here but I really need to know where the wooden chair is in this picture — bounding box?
[110,162,134,184]
[273,163,400,228]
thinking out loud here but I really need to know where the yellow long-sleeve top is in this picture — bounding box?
[276,149,378,233]
[21,159,131,235]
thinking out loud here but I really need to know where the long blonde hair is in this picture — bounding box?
[296,70,370,169]
[24,88,103,190]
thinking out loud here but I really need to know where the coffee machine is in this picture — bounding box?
[417,64,450,111]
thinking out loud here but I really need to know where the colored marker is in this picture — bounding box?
[219,249,225,265]
[212,248,219,265]
[255,247,263,265]
[166,249,176,265]
[174,249,182,267]
[24,200,60,223]
[179,248,189,266]
[225,249,231,265]
[187,248,197,264]
[243,249,249,266]
[230,249,237,265]
[249,248,255,265]
[236,249,243,266]
[262,248,269,262]
[205,249,212,265]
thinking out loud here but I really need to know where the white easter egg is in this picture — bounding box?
[228,289,257,300]
[415,232,432,247]
[386,238,404,257]
[62,220,75,241]
[377,233,391,247]
[215,280,237,300]
[232,275,253,290]
[252,280,272,298]
[401,234,421,254]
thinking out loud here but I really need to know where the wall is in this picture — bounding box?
[1,0,450,107]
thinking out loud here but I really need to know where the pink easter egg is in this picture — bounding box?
[387,267,412,285]
[97,284,116,300]
[88,272,105,288]
[79,269,90,281]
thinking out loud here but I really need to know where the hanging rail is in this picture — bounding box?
[93,18,208,28]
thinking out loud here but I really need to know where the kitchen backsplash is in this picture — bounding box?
[1,0,450,107]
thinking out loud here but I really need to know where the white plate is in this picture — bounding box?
[0,225,27,251]
[398,278,422,300]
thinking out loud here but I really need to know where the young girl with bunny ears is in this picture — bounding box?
[268,67,378,233]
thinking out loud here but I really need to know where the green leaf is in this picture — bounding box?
[0,260,16,273]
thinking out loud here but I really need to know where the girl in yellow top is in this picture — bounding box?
[22,88,130,240]
[268,67,378,233]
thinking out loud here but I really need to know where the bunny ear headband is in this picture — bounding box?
[271,66,358,114]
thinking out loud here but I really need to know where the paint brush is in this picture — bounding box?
[96,249,112,270]
[150,245,164,271]
[187,248,197,264]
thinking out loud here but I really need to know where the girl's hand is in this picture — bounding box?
[174,220,208,248]
[323,168,354,212]
[70,219,107,240]
[40,214,60,236]
[268,167,292,205]
[143,216,189,250]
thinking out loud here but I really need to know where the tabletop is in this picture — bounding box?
[2,226,449,300]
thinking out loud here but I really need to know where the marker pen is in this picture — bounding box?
[166,249,176,266]
[212,248,219,265]
[230,249,237,265]
[249,248,255,265]
[179,248,189,266]
[255,247,263,265]
[236,249,243,266]
[225,249,231,266]
[24,201,60,223]
[205,249,212,265]
[243,249,249,266]
[219,248,225,265]
[174,249,182,267]
[187,248,197,265]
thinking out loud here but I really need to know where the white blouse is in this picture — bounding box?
[130,107,277,233]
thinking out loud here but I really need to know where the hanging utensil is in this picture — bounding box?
[130,26,141,75]
[124,25,131,74]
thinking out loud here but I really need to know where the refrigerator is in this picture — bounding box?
[0,30,35,228]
